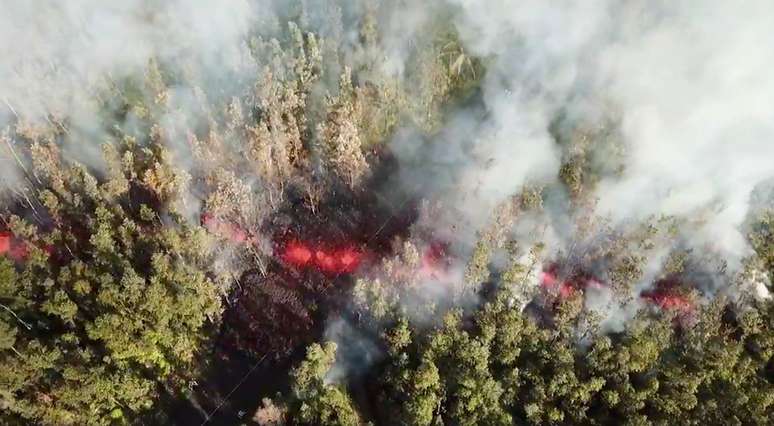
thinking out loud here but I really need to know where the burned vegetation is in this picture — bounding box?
[222,152,421,358]
[1,2,774,426]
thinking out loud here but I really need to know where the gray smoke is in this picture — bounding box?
[0,0,260,188]
[1,0,772,320]
[440,0,774,266]
[0,1,255,120]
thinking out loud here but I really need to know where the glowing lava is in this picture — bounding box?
[202,213,249,243]
[539,264,602,298]
[640,277,695,315]
[540,269,575,298]
[641,290,693,314]
[315,249,337,273]
[419,241,451,280]
[539,264,607,299]
[282,241,313,266]
[0,232,9,254]
[279,240,363,275]
[0,232,30,262]
[540,263,695,316]
[336,247,362,272]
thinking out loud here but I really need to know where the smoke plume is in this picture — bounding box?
[442,0,774,264]
[1,0,773,357]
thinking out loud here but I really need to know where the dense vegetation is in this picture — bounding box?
[279,277,774,425]
[1,4,773,425]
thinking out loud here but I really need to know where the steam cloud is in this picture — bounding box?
[2,1,773,312]
[443,0,774,265]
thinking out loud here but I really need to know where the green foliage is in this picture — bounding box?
[2,6,773,426]
[283,282,774,425]
[0,12,492,423]
[750,210,774,276]
[289,342,363,426]
[0,141,222,425]
[552,115,626,201]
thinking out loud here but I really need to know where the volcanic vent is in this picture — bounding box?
[220,155,420,357]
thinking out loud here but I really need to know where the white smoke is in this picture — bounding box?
[437,0,774,267]
[0,0,260,188]
[1,0,771,309]
[0,1,255,121]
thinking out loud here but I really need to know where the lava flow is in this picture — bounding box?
[419,241,452,280]
[641,278,694,314]
[540,268,574,298]
[540,264,604,298]
[540,263,695,317]
[642,292,693,313]
[221,150,428,356]
[201,213,249,244]
[278,239,364,275]
[0,231,31,262]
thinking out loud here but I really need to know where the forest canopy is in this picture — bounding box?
[1,1,773,425]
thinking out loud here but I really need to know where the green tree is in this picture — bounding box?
[289,342,362,426]
[0,141,222,425]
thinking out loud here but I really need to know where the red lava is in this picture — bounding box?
[279,240,363,275]
[640,277,695,315]
[283,241,313,266]
[541,263,695,315]
[416,242,450,280]
[540,266,583,298]
[0,231,30,262]
[641,291,693,314]
[0,232,10,254]
[315,250,338,273]
[202,213,249,243]
[335,247,362,273]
